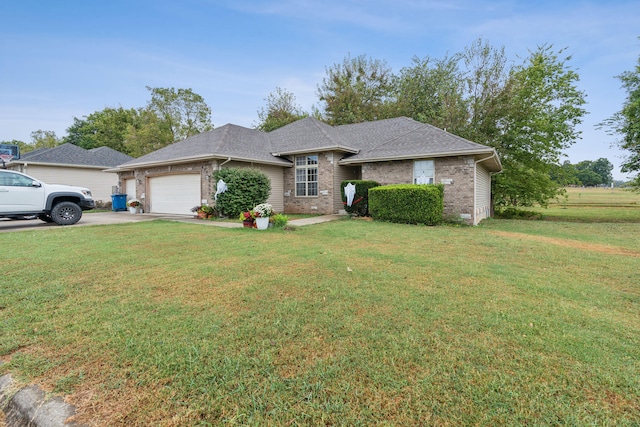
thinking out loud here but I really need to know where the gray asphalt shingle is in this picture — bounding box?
[115,117,499,170]
[18,143,133,167]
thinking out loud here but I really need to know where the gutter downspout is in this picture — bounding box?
[220,157,232,168]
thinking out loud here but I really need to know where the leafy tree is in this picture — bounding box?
[256,87,308,132]
[549,160,580,186]
[576,168,603,187]
[573,158,613,186]
[600,47,640,188]
[124,108,174,157]
[63,107,137,153]
[591,157,614,185]
[458,39,511,145]
[30,130,60,150]
[145,86,213,141]
[317,54,395,125]
[483,45,587,206]
[395,55,467,132]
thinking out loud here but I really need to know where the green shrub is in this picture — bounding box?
[369,184,444,225]
[212,168,271,218]
[271,213,289,228]
[340,180,380,216]
[495,207,543,220]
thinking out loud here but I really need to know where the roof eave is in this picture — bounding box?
[272,146,359,157]
[10,160,111,170]
[339,148,494,164]
[106,154,291,172]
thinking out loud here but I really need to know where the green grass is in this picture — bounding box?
[1,208,639,425]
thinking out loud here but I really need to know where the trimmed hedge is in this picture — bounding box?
[212,168,271,217]
[340,180,380,216]
[369,184,444,225]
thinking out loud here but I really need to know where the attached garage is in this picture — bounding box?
[148,174,201,215]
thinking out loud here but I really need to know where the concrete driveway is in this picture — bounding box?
[0,211,181,232]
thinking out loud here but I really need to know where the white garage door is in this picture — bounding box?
[149,174,201,215]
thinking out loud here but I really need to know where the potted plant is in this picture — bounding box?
[200,205,215,218]
[128,199,142,214]
[191,205,215,219]
[239,210,255,228]
[252,203,273,230]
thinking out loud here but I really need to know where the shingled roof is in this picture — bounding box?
[338,118,497,165]
[116,124,290,169]
[15,143,133,168]
[112,117,501,172]
[269,118,358,155]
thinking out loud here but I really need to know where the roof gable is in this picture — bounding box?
[335,117,425,149]
[269,117,357,155]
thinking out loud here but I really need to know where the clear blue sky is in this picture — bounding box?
[1,0,638,180]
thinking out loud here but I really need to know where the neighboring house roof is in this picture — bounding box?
[111,117,502,172]
[12,143,133,168]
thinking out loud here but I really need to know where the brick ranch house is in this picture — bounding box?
[108,117,502,225]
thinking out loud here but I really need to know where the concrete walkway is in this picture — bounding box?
[185,214,345,228]
[0,212,345,232]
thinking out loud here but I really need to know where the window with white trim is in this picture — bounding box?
[295,154,318,196]
[413,160,434,184]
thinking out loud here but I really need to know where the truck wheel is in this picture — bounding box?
[51,202,82,225]
[38,214,55,223]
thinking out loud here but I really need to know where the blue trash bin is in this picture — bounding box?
[111,194,127,211]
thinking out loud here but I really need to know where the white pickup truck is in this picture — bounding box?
[0,169,95,225]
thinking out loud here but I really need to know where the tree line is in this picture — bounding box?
[550,159,614,187]
[4,37,639,206]
[5,86,213,158]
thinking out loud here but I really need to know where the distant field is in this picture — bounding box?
[552,187,640,206]
[532,187,640,222]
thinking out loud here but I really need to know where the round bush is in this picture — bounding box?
[213,168,271,217]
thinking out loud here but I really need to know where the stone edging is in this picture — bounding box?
[0,372,85,427]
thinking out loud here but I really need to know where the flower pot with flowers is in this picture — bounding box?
[239,210,255,228]
[252,203,273,230]
[128,199,142,214]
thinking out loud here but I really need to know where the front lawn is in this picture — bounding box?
[1,218,639,425]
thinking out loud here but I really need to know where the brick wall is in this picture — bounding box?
[361,160,413,185]
[436,156,475,222]
[361,156,477,224]
[283,151,339,214]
